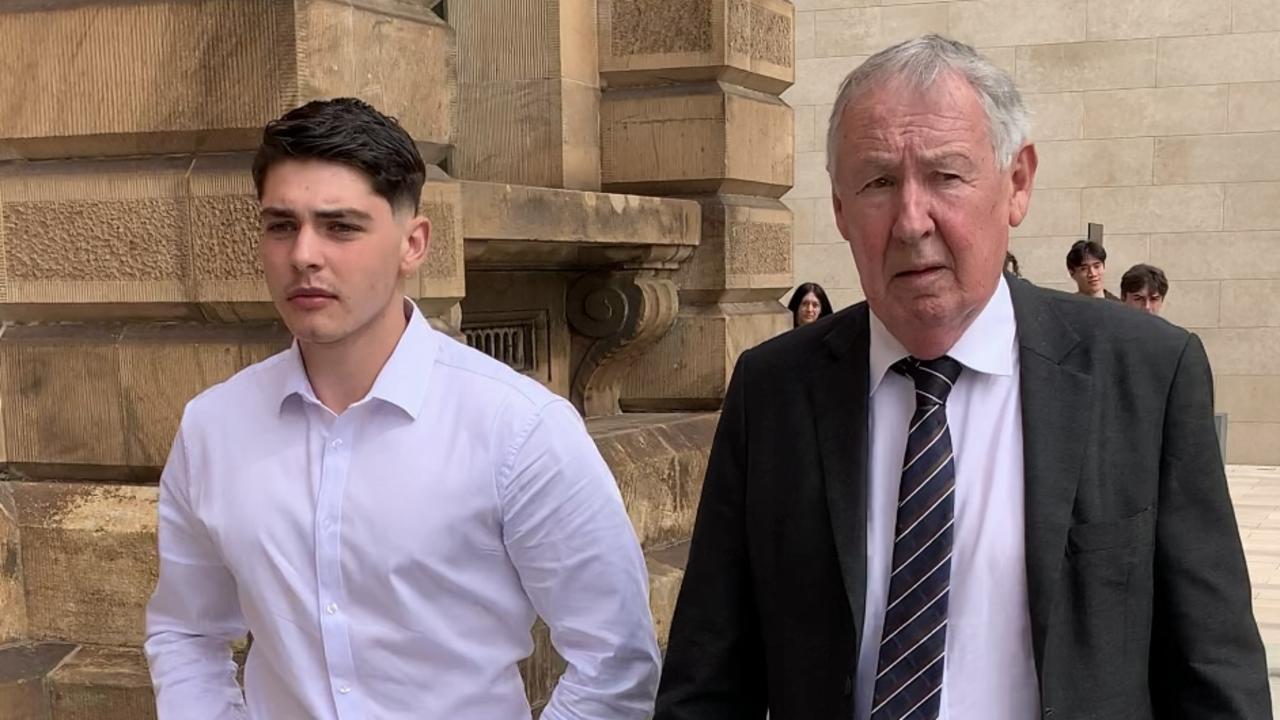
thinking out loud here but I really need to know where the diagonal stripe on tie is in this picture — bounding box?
[872,356,962,720]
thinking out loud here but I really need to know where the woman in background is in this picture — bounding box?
[787,282,833,328]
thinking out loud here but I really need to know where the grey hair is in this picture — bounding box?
[825,34,1030,177]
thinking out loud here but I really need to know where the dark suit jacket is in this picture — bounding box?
[655,277,1270,719]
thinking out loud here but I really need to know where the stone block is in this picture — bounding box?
[1155,133,1280,185]
[646,545,689,647]
[785,197,816,245]
[452,0,600,190]
[795,105,817,153]
[620,301,790,409]
[0,324,289,478]
[0,483,25,644]
[1220,280,1280,329]
[1158,33,1280,87]
[1225,183,1280,232]
[601,83,793,198]
[980,47,1018,78]
[1216,376,1280,424]
[1035,138,1154,189]
[1234,0,1280,32]
[1158,280,1221,330]
[1229,83,1280,133]
[1085,0,1230,40]
[48,646,156,720]
[0,641,77,720]
[1226,422,1280,466]
[675,195,793,302]
[1016,40,1156,93]
[1151,232,1280,280]
[785,55,867,107]
[599,0,795,95]
[796,10,816,61]
[1025,93,1085,142]
[0,158,465,319]
[1082,185,1223,235]
[790,150,830,200]
[1198,328,1280,375]
[0,0,455,161]
[12,482,158,646]
[794,241,856,294]
[948,0,1086,48]
[814,4,949,58]
[1011,189,1082,238]
[1082,86,1229,139]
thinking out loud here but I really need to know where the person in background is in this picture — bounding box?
[788,281,834,328]
[1121,263,1169,316]
[1066,239,1118,300]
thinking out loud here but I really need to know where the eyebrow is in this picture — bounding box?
[260,207,373,222]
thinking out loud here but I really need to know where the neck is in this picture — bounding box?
[1081,288,1104,298]
[299,300,408,415]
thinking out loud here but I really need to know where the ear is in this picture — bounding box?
[1006,143,1038,228]
[400,215,431,276]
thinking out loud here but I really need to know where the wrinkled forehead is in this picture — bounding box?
[837,74,995,160]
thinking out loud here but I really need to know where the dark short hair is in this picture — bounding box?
[1004,251,1021,277]
[787,282,835,327]
[1066,240,1107,271]
[1121,264,1169,298]
[252,98,426,213]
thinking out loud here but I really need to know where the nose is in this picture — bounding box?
[891,179,935,244]
[289,223,323,272]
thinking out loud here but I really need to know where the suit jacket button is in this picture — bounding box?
[1043,708,1054,717]
[843,676,853,695]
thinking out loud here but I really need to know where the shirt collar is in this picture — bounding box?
[869,275,1018,395]
[277,298,438,419]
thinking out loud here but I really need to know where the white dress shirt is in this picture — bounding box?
[145,301,661,719]
[855,277,1040,720]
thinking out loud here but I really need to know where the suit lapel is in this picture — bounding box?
[1009,278,1093,675]
[811,305,871,651]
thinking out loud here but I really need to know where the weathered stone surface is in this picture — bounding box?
[0,324,289,478]
[621,302,790,409]
[601,82,793,197]
[675,195,793,302]
[11,482,157,646]
[48,645,156,720]
[0,641,76,720]
[0,158,465,319]
[0,483,28,645]
[452,0,600,190]
[0,0,455,161]
[599,0,794,95]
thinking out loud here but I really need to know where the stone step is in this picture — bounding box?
[0,641,76,720]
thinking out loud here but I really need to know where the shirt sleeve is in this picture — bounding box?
[497,399,661,719]
[144,423,250,720]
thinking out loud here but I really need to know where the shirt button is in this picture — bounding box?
[331,438,343,448]
[326,603,338,615]
[338,686,351,695]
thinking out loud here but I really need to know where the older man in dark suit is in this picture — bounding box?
[655,35,1269,720]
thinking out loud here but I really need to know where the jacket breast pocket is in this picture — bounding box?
[1067,506,1156,554]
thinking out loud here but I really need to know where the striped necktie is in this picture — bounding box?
[871,355,964,720]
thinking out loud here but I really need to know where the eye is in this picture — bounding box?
[265,221,296,234]
[935,172,962,182]
[329,222,361,235]
[861,177,893,192]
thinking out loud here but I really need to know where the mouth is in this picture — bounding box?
[895,265,947,281]
[286,287,338,310]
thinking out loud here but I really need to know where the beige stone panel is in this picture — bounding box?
[796,10,816,60]
[1085,0,1230,40]
[794,241,856,292]
[814,4,949,58]
[621,302,791,408]
[1225,183,1280,232]
[417,181,467,309]
[676,195,794,301]
[795,105,818,153]
[1016,41,1156,93]
[786,197,817,244]
[1035,138,1154,189]
[599,0,795,95]
[1157,280,1221,330]
[1082,86,1229,138]
[1229,83,1280,133]
[1011,189,1082,238]
[1082,185,1224,234]
[1151,232,1280,280]
[1154,133,1280,184]
[0,0,454,161]
[47,645,157,720]
[827,286,865,311]
[1157,33,1280,87]
[979,47,1017,78]
[949,0,1086,48]
[14,482,157,646]
[1025,93,1084,141]
[601,83,793,198]
[1234,0,1280,33]
[1198,328,1280,375]
[791,150,832,200]
[1220,280,1280,328]
[1225,422,1280,465]
[1216,376,1280,423]
[785,55,867,106]
[0,483,25,644]
[815,102,836,157]
[814,195,845,244]
[795,0,875,9]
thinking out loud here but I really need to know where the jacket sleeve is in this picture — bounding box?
[654,352,768,720]
[1149,333,1272,718]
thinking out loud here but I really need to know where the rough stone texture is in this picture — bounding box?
[0,158,466,319]
[47,646,156,720]
[0,324,289,478]
[11,482,158,646]
[600,0,795,94]
[0,483,29,645]
[0,0,456,161]
[452,0,600,190]
[0,641,77,720]
[675,195,793,302]
[601,82,793,198]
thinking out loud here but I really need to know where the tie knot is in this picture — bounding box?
[892,355,962,407]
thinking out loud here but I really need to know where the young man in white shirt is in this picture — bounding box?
[144,98,661,719]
